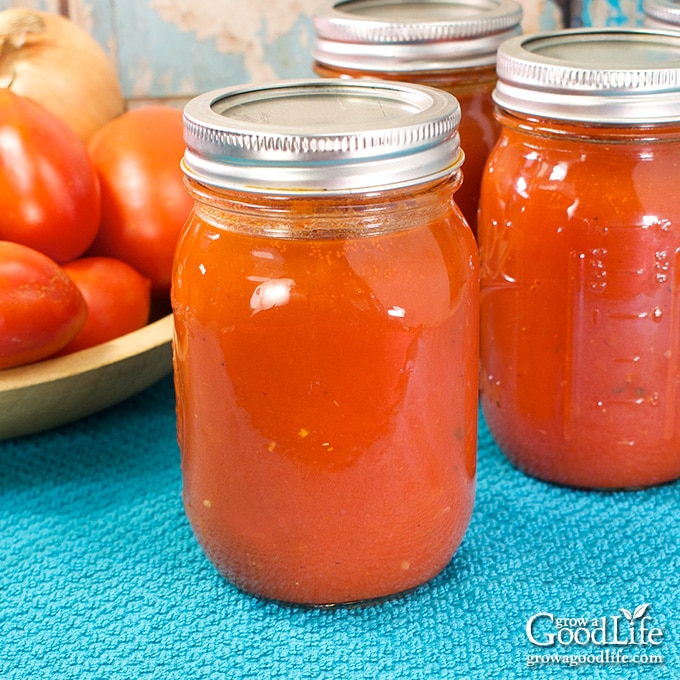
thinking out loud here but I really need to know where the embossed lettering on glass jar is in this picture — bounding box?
[173,79,479,605]
[311,0,523,235]
[478,28,680,489]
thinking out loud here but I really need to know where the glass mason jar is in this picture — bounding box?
[478,28,680,489]
[311,0,523,236]
[173,79,479,605]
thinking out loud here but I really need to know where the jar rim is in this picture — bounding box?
[312,0,523,71]
[182,78,464,195]
[643,0,680,26]
[494,27,680,123]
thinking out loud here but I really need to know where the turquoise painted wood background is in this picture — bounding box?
[0,0,645,106]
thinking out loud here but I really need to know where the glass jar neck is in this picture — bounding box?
[314,62,497,96]
[495,106,680,144]
[184,173,464,239]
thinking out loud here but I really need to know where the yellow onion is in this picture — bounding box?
[0,8,125,142]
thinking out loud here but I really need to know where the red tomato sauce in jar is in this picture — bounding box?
[478,29,680,489]
[311,0,523,236]
[173,80,479,605]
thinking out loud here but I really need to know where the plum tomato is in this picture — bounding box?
[0,241,87,369]
[0,89,101,263]
[86,105,193,296]
[58,256,152,354]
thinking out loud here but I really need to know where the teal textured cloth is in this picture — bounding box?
[1,375,678,679]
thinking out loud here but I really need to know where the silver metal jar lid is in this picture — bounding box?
[312,0,523,71]
[182,79,463,195]
[643,0,680,28]
[493,28,680,124]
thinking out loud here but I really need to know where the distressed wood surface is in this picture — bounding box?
[0,0,644,105]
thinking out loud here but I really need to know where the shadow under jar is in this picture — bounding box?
[311,0,523,236]
[478,28,680,490]
[172,79,479,606]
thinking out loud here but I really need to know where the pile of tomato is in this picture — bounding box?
[0,89,193,370]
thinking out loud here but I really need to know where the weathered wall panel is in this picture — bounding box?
[0,1,645,105]
[571,0,643,26]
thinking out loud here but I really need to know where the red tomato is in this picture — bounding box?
[58,257,152,354]
[86,105,193,296]
[0,241,87,369]
[0,90,101,263]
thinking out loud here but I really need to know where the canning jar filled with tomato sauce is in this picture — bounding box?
[478,28,680,489]
[172,79,479,605]
[311,0,522,235]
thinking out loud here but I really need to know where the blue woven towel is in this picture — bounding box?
[1,375,678,679]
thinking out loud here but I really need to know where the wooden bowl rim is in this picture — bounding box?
[0,313,174,390]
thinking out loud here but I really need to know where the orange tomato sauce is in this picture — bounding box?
[479,114,680,488]
[172,185,478,604]
[314,63,499,235]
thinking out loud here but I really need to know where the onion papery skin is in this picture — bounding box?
[0,9,125,143]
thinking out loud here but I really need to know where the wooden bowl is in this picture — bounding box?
[0,313,174,440]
